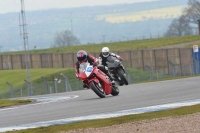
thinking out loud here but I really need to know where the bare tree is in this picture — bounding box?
[52,30,80,47]
[184,0,200,24]
[165,15,193,37]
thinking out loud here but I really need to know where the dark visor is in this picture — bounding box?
[103,52,109,56]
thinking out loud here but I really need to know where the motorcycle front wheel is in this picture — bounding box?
[90,81,105,98]
[118,69,128,85]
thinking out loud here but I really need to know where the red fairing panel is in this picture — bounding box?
[78,72,87,81]
[93,67,112,95]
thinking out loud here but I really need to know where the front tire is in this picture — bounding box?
[90,81,105,98]
[113,74,124,86]
[118,70,128,85]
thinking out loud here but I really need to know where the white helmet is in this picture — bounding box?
[102,47,110,57]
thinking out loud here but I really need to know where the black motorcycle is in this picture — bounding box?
[106,56,128,86]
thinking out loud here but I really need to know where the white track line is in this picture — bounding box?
[0,99,200,132]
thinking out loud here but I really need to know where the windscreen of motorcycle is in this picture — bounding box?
[106,56,120,69]
[79,62,94,77]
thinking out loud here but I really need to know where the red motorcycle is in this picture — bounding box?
[76,61,119,98]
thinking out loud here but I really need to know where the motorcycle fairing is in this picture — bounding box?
[79,61,94,77]
[78,72,87,80]
[85,66,93,77]
[106,56,121,70]
[78,61,112,95]
[93,68,112,94]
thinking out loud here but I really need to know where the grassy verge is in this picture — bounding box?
[2,35,200,55]
[0,68,91,99]
[0,68,78,99]
[0,99,32,108]
[6,104,200,133]
[0,68,75,91]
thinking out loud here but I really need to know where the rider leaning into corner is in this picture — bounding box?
[99,47,126,73]
[75,50,116,89]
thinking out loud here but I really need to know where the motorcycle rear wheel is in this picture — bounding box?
[118,70,128,85]
[90,81,105,98]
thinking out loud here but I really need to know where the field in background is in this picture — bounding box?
[96,6,185,23]
[2,35,200,55]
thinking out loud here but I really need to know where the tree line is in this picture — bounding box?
[165,0,200,37]
[52,0,200,47]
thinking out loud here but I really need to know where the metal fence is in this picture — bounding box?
[127,64,195,83]
[0,64,197,99]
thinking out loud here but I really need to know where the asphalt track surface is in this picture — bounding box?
[0,77,200,128]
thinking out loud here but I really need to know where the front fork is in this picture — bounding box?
[88,77,100,87]
[120,64,126,73]
[110,70,120,81]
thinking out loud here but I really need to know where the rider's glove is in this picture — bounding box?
[105,66,108,70]
[118,57,123,61]
[93,60,99,66]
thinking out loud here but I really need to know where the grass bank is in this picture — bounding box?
[2,35,200,55]
[0,68,77,99]
[0,68,75,91]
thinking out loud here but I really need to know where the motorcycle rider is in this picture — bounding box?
[99,47,125,73]
[75,50,116,89]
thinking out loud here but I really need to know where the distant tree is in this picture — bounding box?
[164,15,193,37]
[183,0,200,24]
[52,30,80,47]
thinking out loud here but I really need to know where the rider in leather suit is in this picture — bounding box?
[75,50,115,88]
[98,47,125,73]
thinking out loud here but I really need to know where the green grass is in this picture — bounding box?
[185,41,200,48]
[0,68,76,91]
[0,99,32,108]
[0,68,78,99]
[6,104,200,133]
[127,68,173,82]
[2,35,200,55]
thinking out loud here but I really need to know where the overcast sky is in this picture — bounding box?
[0,0,156,14]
